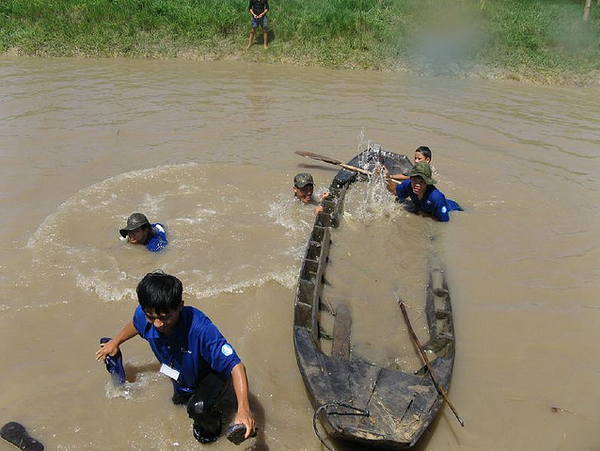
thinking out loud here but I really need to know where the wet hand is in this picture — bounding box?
[95,339,117,362]
[374,163,388,175]
[234,410,255,439]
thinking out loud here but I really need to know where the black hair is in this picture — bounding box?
[136,271,183,314]
[415,146,432,161]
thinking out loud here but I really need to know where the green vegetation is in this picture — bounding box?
[1,0,599,84]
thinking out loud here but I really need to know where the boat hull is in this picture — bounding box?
[293,145,456,448]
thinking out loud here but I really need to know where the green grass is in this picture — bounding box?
[1,0,599,83]
[481,1,600,69]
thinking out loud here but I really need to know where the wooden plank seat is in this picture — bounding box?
[332,303,352,359]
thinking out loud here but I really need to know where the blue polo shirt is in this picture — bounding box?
[146,223,168,252]
[133,305,241,395]
[395,180,462,222]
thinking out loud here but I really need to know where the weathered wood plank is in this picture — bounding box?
[332,303,352,359]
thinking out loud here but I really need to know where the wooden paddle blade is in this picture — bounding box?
[294,151,343,166]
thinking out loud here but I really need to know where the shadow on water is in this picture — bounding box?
[123,361,161,383]
[219,392,269,450]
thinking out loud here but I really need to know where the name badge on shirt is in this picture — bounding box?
[160,363,180,381]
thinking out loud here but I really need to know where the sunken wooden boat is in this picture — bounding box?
[293,145,456,449]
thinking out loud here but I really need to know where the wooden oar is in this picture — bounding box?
[295,150,400,183]
[399,301,465,427]
[295,151,372,175]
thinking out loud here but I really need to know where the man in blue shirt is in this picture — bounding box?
[119,213,168,252]
[387,161,462,222]
[96,272,255,444]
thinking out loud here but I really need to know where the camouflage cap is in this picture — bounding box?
[119,213,150,238]
[294,173,314,188]
[408,161,436,185]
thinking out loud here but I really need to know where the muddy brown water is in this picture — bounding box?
[0,57,599,451]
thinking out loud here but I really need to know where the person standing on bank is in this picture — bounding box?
[119,213,168,252]
[387,161,462,222]
[246,0,269,49]
[96,272,255,444]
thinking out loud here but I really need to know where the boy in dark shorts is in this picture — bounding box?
[246,0,269,49]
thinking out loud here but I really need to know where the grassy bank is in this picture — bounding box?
[1,0,599,84]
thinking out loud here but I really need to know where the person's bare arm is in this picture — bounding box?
[386,178,400,194]
[231,362,255,438]
[390,173,409,181]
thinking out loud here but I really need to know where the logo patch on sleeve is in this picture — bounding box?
[221,344,233,356]
[441,206,447,214]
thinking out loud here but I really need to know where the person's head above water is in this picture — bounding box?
[120,213,152,245]
[414,146,432,164]
[293,173,315,203]
[408,161,436,185]
[408,161,436,199]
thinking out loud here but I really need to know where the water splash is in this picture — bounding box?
[343,170,404,226]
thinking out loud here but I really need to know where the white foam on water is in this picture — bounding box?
[343,175,406,226]
[267,195,313,237]
[104,369,163,402]
[16,162,311,307]
[185,267,298,300]
[76,271,137,303]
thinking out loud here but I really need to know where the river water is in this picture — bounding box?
[0,57,598,451]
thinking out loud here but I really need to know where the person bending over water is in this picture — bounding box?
[96,272,255,444]
[387,161,462,222]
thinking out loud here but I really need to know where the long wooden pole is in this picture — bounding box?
[295,150,401,183]
[295,150,372,175]
[399,301,465,427]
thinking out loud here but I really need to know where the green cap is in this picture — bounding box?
[408,161,436,185]
[294,173,314,188]
[119,213,150,238]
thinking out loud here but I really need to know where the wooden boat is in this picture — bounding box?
[293,145,456,449]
